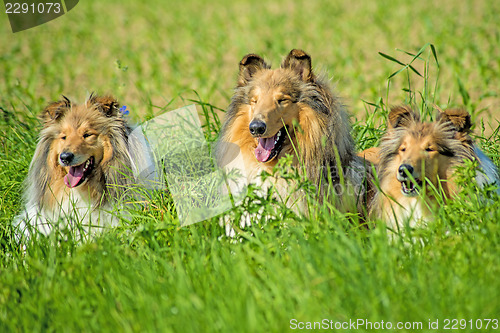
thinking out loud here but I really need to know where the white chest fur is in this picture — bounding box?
[15,189,120,240]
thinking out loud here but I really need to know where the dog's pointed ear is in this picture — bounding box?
[387,106,419,129]
[437,108,472,133]
[281,49,314,82]
[40,96,71,125]
[238,54,269,87]
[89,95,120,117]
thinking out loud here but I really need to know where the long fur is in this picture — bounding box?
[16,94,150,240]
[215,49,373,217]
[371,106,499,229]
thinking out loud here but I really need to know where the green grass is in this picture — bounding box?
[1,0,500,332]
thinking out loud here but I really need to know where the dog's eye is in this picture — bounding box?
[83,133,92,139]
[277,96,291,105]
[425,147,434,152]
[400,147,406,152]
[249,98,257,105]
[61,136,66,141]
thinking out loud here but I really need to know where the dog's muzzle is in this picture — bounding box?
[397,164,414,180]
[397,163,422,196]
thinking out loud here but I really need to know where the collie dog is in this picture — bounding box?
[16,95,151,240]
[371,106,499,230]
[215,49,373,223]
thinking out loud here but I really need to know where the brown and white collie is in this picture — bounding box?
[370,106,499,231]
[215,49,373,229]
[15,95,153,240]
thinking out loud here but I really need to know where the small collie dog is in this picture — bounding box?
[16,95,151,240]
[215,49,373,222]
[370,106,499,230]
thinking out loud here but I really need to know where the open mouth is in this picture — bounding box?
[400,178,422,196]
[254,126,287,163]
[63,157,94,188]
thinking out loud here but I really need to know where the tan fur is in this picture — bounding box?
[16,94,144,239]
[216,49,374,218]
[371,106,496,230]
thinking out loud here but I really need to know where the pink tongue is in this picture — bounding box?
[64,164,85,188]
[255,135,277,162]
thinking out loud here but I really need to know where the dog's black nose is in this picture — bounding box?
[398,164,414,178]
[59,152,74,165]
[249,120,266,136]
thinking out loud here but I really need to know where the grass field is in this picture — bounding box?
[1,0,500,332]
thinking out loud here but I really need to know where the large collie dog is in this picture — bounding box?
[215,49,373,218]
[371,106,499,230]
[16,95,151,240]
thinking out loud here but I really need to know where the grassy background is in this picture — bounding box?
[1,0,500,332]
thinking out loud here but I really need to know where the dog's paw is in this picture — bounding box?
[220,208,266,238]
[239,211,253,229]
[220,213,251,238]
[224,222,236,238]
[219,215,236,237]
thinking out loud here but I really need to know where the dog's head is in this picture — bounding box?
[384,106,472,196]
[236,49,315,163]
[41,95,124,188]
